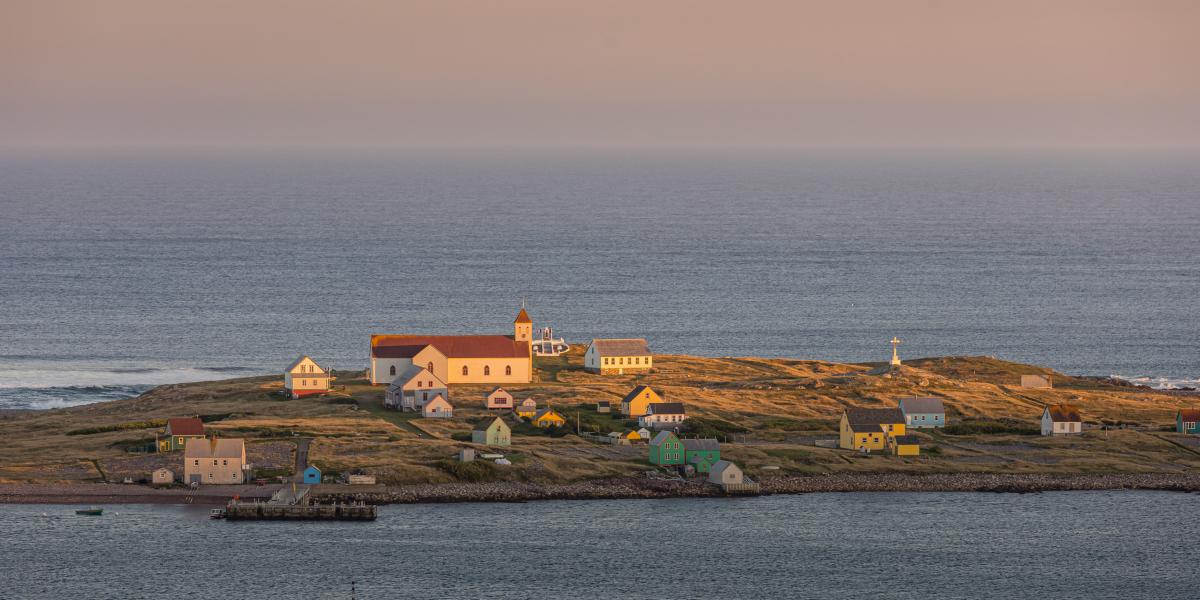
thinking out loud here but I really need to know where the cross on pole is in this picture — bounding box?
[890,337,902,367]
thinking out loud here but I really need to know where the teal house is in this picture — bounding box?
[648,431,683,466]
[899,397,946,429]
[682,438,721,473]
[302,465,322,484]
[1178,410,1200,434]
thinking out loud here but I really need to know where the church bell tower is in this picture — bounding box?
[514,304,532,342]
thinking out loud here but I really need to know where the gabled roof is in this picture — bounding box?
[892,435,921,445]
[166,418,205,437]
[621,385,661,405]
[516,398,537,407]
[285,355,320,372]
[304,465,322,474]
[711,460,740,476]
[899,397,945,415]
[473,416,507,432]
[682,438,719,451]
[647,402,686,416]
[184,438,245,459]
[372,334,529,359]
[533,408,563,421]
[423,394,452,408]
[1045,404,1082,422]
[388,365,444,389]
[1178,409,1200,421]
[844,407,906,430]
[488,387,510,397]
[590,338,651,357]
[649,431,678,446]
[514,308,532,324]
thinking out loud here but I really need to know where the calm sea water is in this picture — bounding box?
[2,149,1198,408]
[0,491,1195,599]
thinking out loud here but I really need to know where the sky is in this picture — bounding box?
[1,0,1198,148]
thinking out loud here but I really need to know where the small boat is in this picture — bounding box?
[532,326,569,357]
[75,507,103,516]
[209,508,227,519]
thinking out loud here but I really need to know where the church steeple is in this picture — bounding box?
[514,304,532,342]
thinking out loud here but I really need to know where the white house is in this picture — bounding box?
[422,394,454,418]
[638,402,688,429]
[584,338,652,375]
[1041,404,1082,435]
[385,365,448,411]
[708,460,743,485]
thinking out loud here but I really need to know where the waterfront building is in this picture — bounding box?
[638,402,688,429]
[682,438,721,473]
[486,387,514,410]
[584,338,653,375]
[184,438,247,485]
[472,416,511,446]
[898,397,946,429]
[369,308,534,385]
[1177,409,1200,434]
[1041,404,1082,435]
[648,431,684,466]
[514,398,538,419]
[620,385,666,417]
[1021,375,1053,389]
[384,365,448,411]
[532,408,566,428]
[839,407,906,451]
[708,460,743,485]
[151,468,174,485]
[422,394,454,418]
[158,417,206,452]
[283,355,333,399]
[890,434,921,456]
[303,465,322,484]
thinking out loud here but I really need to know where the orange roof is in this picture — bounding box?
[514,308,532,324]
[1178,409,1200,421]
[166,418,204,437]
[372,334,529,359]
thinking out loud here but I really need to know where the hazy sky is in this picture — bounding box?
[2,0,1197,147]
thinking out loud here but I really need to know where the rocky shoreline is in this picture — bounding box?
[3,472,1198,506]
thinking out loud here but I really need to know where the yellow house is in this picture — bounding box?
[620,385,666,417]
[839,407,906,451]
[532,408,566,428]
[284,355,333,399]
[514,398,538,419]
[584,338,653,375]
[890,434,921,456]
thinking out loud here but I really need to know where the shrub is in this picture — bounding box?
[758,418,837,432]
[449,432,472,442]
[435,459,497,482]
[683,417,748,439]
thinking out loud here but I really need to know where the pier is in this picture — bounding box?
[223,483,377,520]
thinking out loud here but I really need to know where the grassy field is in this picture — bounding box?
[2,348,1198,485]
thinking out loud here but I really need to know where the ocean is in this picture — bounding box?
[2,148,1198,409]
[1,491,1196,599]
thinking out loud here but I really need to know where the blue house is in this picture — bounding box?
[302,465,322,484]
[899,397,946,429]
[1178,410,1200,434]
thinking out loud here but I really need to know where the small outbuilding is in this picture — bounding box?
[890,435,921,456]
[1177,409,1200,434]
[486,387,514,410]
[708,460,743,485]
[596,400,611,414]
[458,448,476,463]
[422,394,454,418]
[1021,375,1053,389]
[1041,403,1082,435]
[636,427,652,440]
[302,465,322,484]
[472,416,511,446]
[151,468,174,486]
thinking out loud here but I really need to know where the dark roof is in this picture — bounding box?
[596,400,610,407]
[845,407,905,430]
[892,435,921,445]
[647,402,686,415]
[621,385,660,404]
[591,338,651,357]
[372,334,529,359]
[1045,404,1082,422]
[649,431,677,446]
[899,397,945,415]
[473,416,505,432]
[166,418,205,437]
[534,408,563,421]
[514,308,532,324]
[1178,409,1200,421]
[682,438,720,451]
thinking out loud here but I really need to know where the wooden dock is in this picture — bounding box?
[224,500,377,521]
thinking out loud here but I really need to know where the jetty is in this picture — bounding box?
[223,484,377,521]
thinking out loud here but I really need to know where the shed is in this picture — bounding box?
[486,387,514,410]
[458,448,476,463]
[472,416,511,446]
[1041,404,1082,435]
[708,460,743,485]
[422,394,454,418]
[596,400,611,413]
[1021,375,1053,389]
[151,468,174,485]
[890,434,921,456]
[302,465,322,484]
[1178,409,1200,434]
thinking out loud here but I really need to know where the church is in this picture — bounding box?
[369,308,534,385]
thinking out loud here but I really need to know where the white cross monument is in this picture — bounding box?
[890,336,903,368]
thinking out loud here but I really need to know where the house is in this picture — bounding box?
[648,431,684,466]
[1041,404,1082,435]
[158,417,205,452]
[708,460,743,485]
[1021,374,1053,389]
[151,468,174,486]
[839,407,906,451]
[890,434,921,456]
[610,430,641,442]
[183,438,247,485]
[369,308,534,385]
[1177,409,1200,434]
[532,408,566,428]
[513,398,538,419]
[302,465,322,484]
[385,364,448,411]
[596,400,611,413]
[682,438,721,473]
[898,397,946,429]
[620,385,666,417]
[584,338,653,375]
[472,416,511,446]
[638,402,688,429]
[486,387,514,410]
[637,427,652,440]
[422,394,454,418]
[283,355,333,399]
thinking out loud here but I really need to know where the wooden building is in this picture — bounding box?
[158,417,205,452]
[596,400,611,413]
[639,402,688,429]
[708,460,743,485]
[620,385,666,417]
[682,438,721,473]
[302,465,322,484]
[283,355,333,399]
[648,431,684,466]
[1021,375,1053,389]
[889,434,921,456]
[472,416,511,446]
[422,394,454,418]
[1041,404,1082,435]
[1177,409,1200,434]
[584,338,653,375]
[384,365,448,412]
[532,408,566,428]
[184,438,247,485]
[369,308,534,385]
[486,387,514,410]
[513,398,538,419]
[151,468,174,486]
[898,397,946,429]
[839,407,906,451]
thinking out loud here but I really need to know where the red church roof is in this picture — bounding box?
[514,308,532,324]
[372,335,530,359]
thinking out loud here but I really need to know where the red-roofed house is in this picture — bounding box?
[370,308,534,385]
[158,418,206,452]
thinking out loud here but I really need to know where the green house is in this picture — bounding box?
[682,438,721,473]
[648,431,683,466]
[472,416,511,446]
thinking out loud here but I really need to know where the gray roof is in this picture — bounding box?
[649,431,677,446]
[845,407,905,430]
[647,402,686,415]
[711,460,740,475]
[285,355,323,373]
[682,438,719,451]
[473,416,506,432]
[590,338,651,357]
[892,435,921,445]
[389,364,435,388]
[899,397,945,415]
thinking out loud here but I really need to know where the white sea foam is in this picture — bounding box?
[1111,375,1200,391]
[0,365,265,390]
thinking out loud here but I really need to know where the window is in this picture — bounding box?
[619,357,624,364]
[505,365,512,376]
[416,380,422,388]
[389,365,396,376]
[427,362,434,375]
[223,460,228,466]
[462,365,469,376]
[194,460,199,466]
[484,365,491,376]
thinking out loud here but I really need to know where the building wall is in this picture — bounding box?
[640,413,687,429]
[649,437,683,465]
[473,422,511,446]
[893,444,920,456]
[686,450,720,473]
[445,357,531,384]
[1042,412,1081,435]
[622,389,664,417]
[710,466,742,485]
[904,413,945,428]
[184,455,246,485]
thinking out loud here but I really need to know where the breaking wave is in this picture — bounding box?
[0,365,270,409]
[1111,375,1200,391]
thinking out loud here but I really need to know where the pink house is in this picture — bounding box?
[487,387,514,410]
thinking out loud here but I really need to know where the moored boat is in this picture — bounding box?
[75,507,103,516]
